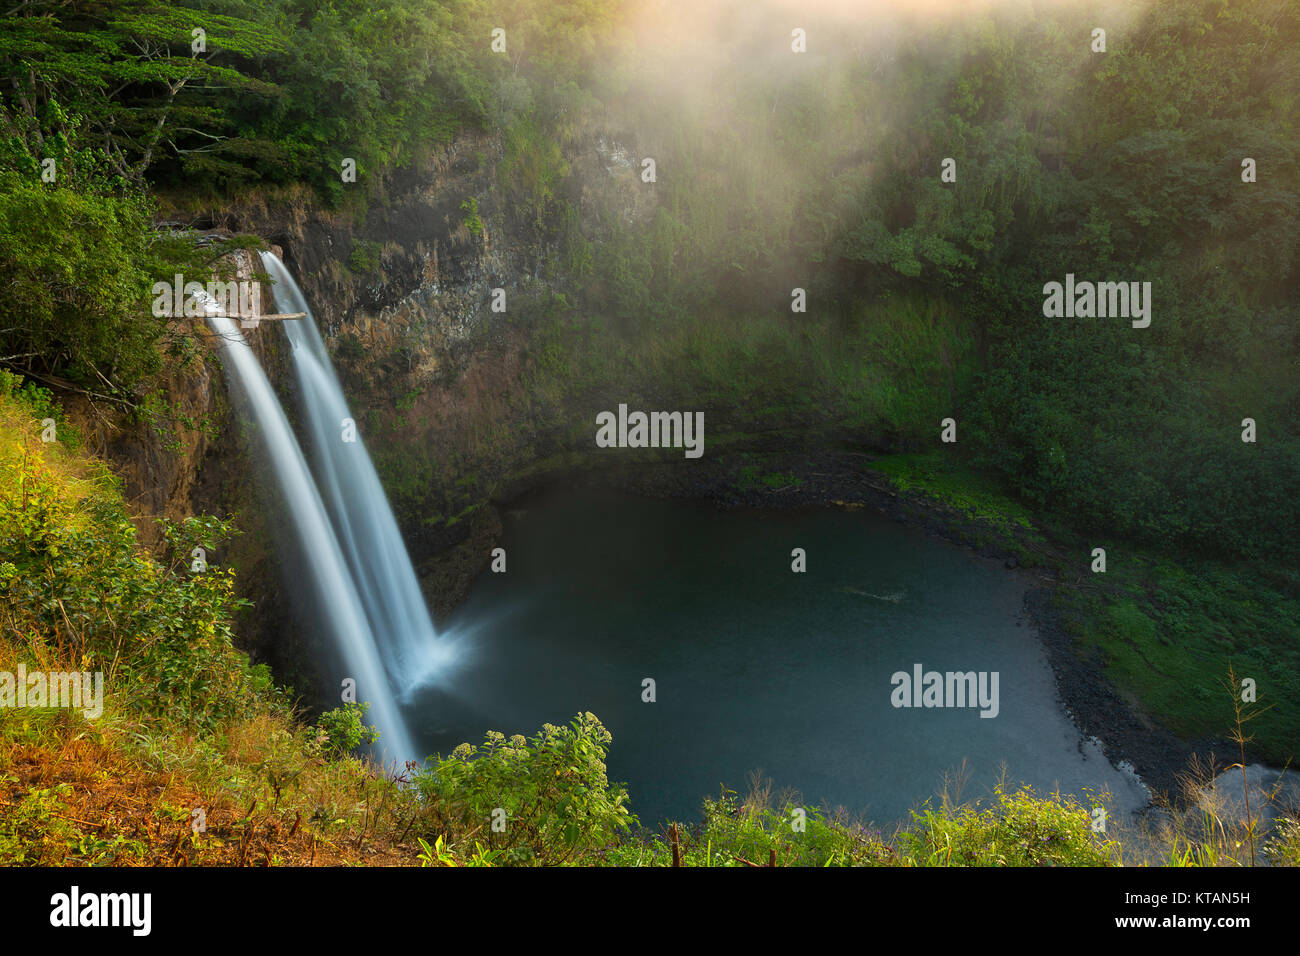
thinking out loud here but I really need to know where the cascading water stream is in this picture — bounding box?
[259,252,448,694]
[205,313,417,763]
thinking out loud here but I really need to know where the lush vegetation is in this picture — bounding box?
[0,369,265,726]
[417,0,1300,762]
[0,0,1296,865]
[0,0,626,196]
[6,0,1294,562]
[537,0,1300,568]
[347,0,1299,575]
[4,380,1296,867]
[870,450,1300,763]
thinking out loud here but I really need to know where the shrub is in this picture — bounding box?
[0,386,262,729]
[413,712,635,864]
[900,786,1117,867]
[315,702,381,756]
[697,787,898,867]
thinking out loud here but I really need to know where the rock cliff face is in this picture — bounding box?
[65,346,217,552]
[203,129,659,616]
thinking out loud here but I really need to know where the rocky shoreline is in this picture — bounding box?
[417,444,1236,813]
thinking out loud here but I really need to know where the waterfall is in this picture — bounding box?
[205,252,455,764]
[259,253,448,694]
[206,313,417,764]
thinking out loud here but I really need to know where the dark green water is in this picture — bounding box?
[405,485,1148,826]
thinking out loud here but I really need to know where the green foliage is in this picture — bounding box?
[413,713,636,865]
[394,386,423,414]
[1059,555,1300,762]
[871,453,1039,539]
[0,783,78,865]
[0,105,206,391]
[736,467,802,492]
[133,391,218,453]
[346,238,382,274]
[0,1,283,187]
[333,332,365,364]
[0,167,195,390]
[599,785,1131,867]
[0,372,82,450]
[315,702,381,756]
[918,1,1300,566]
[900,786,1117,867]
[693,788,897,867]
[1267,820,1300,867]
[499,115,569,230]
[0,385,263,729]
[459,196,484,238]
[0,0,499,197]
[416,833,502,866]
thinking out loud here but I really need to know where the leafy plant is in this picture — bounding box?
[315,702,381,756]
[414,713,636,865]
[460,197,484,238]
[347,238,382,274]
[900,786,1117,867]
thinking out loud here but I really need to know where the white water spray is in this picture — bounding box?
[260,252,449,695]
[206,313,417,763]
